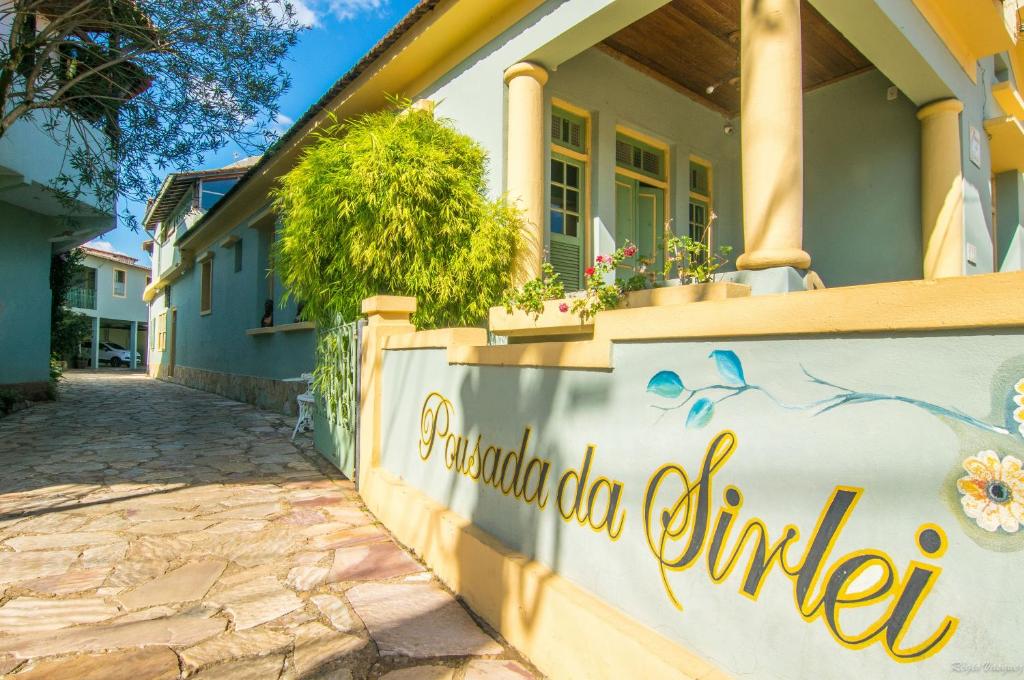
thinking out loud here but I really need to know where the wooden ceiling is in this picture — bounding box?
[600,0,871,117]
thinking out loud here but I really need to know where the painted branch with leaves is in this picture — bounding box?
[647,350,1012,436]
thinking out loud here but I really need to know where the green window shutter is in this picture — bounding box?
[551,108,586,153]
[549,240,581,292]
[615,134,665,181]
[549,153,585,292]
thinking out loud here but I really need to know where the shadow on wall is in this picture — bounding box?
[377,344,619,650]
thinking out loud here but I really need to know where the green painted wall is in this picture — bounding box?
[381,330,1024,680]
[0,204,55,386]
[995,171,1024,271]
[547,48,743,264]
[154,220,314,381]
[803,69,922,286]
[422,5,928,288]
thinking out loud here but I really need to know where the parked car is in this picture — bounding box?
[79,341,142,368]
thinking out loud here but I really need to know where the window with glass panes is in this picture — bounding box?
[548,106,588,291]
[550,158,583,239]
[688,160,712,242]
[200,178,240,211]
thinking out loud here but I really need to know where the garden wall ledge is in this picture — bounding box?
[488,281,751,339]
[379,271,1024,371]
[245,321,316,336]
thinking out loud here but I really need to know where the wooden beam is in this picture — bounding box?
[596,44,734,118]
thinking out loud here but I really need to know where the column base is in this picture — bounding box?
[736,247,811,271]
[719,266,823,295]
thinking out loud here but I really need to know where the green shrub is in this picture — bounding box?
[271,100,522,330]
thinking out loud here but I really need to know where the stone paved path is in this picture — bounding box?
[0,372,539,680]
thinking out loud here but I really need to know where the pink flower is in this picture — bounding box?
[595,255,609,264]
[623,245,637,257]
[558,302,569,313]
[585,267,595,277]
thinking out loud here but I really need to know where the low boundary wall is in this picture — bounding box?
[356,272,1024,680]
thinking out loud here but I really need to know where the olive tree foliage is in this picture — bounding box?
[272,103,523,331]
[0,0,302,227]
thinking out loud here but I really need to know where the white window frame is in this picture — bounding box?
[200,259,213,316]
[112,268,127,298]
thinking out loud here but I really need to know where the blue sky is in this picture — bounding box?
[88,0,420,263]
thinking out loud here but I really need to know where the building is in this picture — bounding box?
[143,156,315,413]
[161,0,1024,308]
[67,246,151,369]
[0,116,112,398]
[0,3,147,398]
[144,0,1024,404]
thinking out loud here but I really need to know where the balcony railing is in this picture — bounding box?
[67,287,97,310]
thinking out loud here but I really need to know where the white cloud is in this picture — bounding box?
[323,0,387,21]
[290,0,319,27]
[268,111,295,139]
[267,0,385,30]
[268,0,319,28]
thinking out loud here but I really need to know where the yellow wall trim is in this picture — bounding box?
[448,340,613,370]
[986,116,1024,173]
[360,467,727,680]
[912,0,1015,82]
[992,81,1024,119]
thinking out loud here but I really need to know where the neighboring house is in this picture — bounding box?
[0,3,148,398]
[67,246,151,368]
[143,156,315,413]
[0,114,110,399]
[146,0,1024,401]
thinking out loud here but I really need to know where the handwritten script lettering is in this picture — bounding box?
[415,392,958,663]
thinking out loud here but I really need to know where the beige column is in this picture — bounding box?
[737,0,811,271]
[357,295,416,491]
[504,62,548,284]
[917,99,965,279]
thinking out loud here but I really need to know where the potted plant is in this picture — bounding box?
[660,212,733,287]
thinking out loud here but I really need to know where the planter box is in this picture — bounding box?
[490,282,751,338]
[625,281,750,308]
[488,299,594,338]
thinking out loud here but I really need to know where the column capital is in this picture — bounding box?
[503,62,548,86]
[361,295,416,326]
[917,98,964,121]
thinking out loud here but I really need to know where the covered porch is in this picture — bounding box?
[501,0,969,297]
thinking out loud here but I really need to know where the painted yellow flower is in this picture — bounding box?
[1015,379,1024,437]
[957,450,1024,532]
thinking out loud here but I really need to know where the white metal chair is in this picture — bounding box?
[288,373,316,441]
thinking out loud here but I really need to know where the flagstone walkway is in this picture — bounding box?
[0,372,538,680]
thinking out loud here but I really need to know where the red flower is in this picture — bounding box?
[623,245,637,257]
[585,267,595,277]
[595,255,609,264]
[558,302,569,313]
